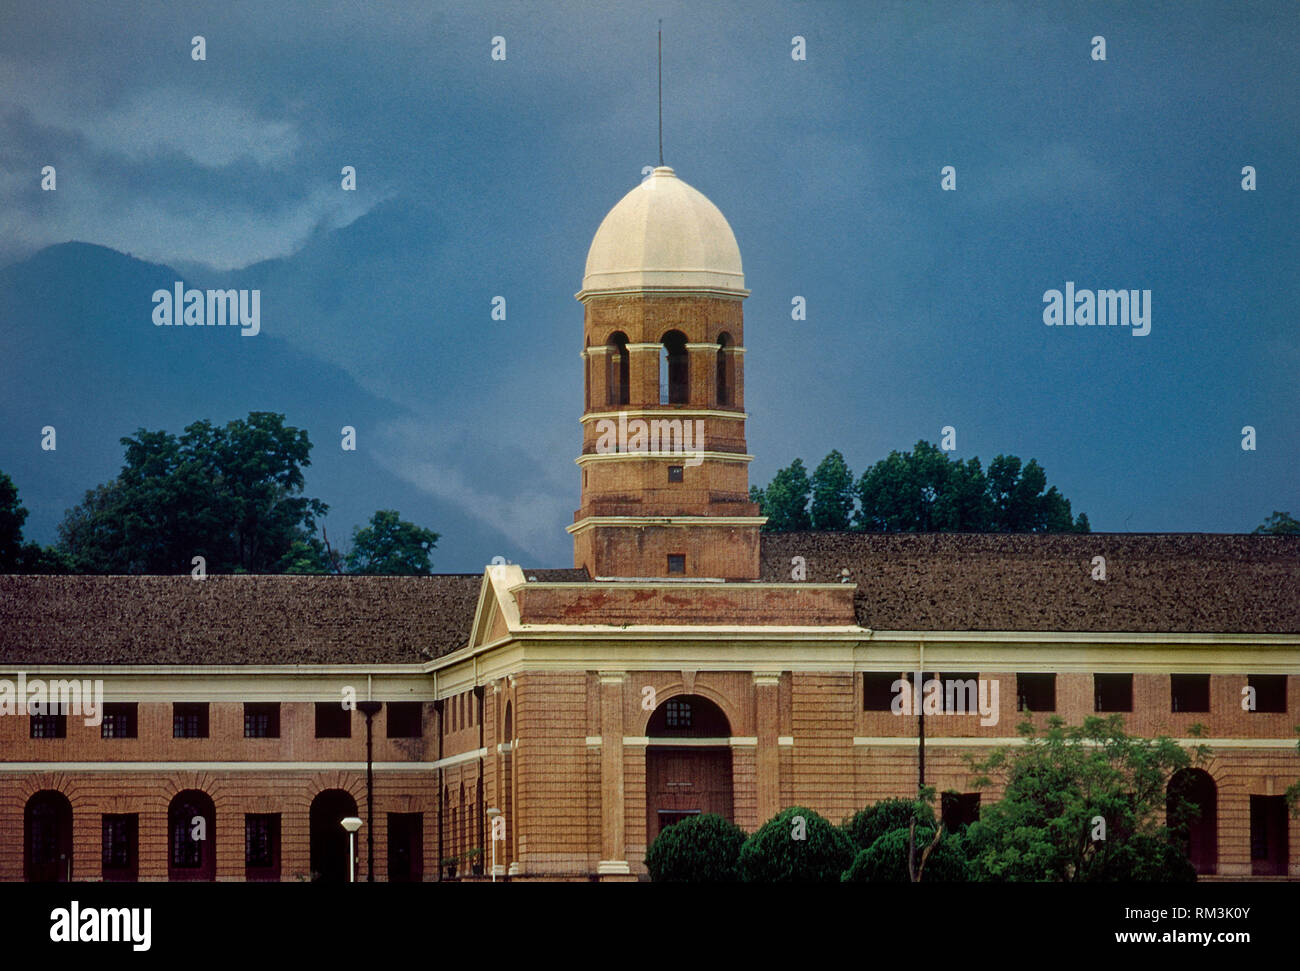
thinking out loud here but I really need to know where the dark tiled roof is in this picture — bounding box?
[524,568,590,582]
[759,532,1300,633]
[0,574,482,664]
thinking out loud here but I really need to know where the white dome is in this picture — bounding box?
[578,166,747,299]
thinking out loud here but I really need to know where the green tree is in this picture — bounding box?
[56,412,327,573]
[810,450,854,530]
[856,441,985,531]
[644,813,747,882]
[986,454,1085,532]
[843,825,970,883]
[851,441,1087,533]
[1254,511,1300,535]
[963,715,1206,882]
[345,510,440,575]
[843,797,935,853]
[0,471,68,573]
[751,459,812,532]
[736,806,853,883]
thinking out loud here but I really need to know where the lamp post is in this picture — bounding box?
[486,807,502,882]
[357,700,383,882]
[340,817,363,883]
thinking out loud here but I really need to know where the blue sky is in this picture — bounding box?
[1,0,1296,571]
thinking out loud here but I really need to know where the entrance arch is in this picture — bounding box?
[1167,768,1217,875]
[25,791,72,882]
[168,789,216,881]
[645,695,734,841]
[310,789,359,883]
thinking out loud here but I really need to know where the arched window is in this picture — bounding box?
[660,330,689,404]
[716,332,732,405]
[646,694,731,737]
[503,701,513,741]
[606,333,629,406]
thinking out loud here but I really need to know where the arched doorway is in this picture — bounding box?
[1167,769,1217,875]
[645,695,733,841]
[168,790,216,881]
[25,791,72,882]
[310,789,359,883]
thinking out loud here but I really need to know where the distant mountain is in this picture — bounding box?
[0,239,543,572]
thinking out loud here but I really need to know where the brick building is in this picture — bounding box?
[2,166,1297,881]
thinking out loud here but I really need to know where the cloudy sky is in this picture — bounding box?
[1,0,1296,571]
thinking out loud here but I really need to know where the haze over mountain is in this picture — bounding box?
[0,226,574,571]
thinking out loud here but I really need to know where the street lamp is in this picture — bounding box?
[340,817,363,883]
[486,807,502,882]
[357,700,383,882]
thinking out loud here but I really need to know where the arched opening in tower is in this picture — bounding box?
[660,330,689,404]
[606,332,629,406]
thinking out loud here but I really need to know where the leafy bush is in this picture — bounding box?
[1085,833,1196,883]
[737,806,853,883]
[842,826,970,883]
[644,813,747,882]
[843,798,935,853]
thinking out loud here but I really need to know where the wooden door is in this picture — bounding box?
[646,746,733,840]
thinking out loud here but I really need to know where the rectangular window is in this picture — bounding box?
[1248,675,1286,713]
[244,702,280,738]
[171,818,201,868]
[863,673,900,711]
[665,698,692,728]
[1094,674,1133,712]
[1016,674,1056,713]
[387,702,423,738]
[102,814,138,881]
[315,702,351,738]
[388,812,423,882]
[173,702,209,738]
[667,554,686,574]
[30,704,67,739]
[1249,795,1287,876]
[941,792,981,831]
[1171,674,1210,713]
[245,814,280,879]
[668,465,684,482]
[100,702,137,739]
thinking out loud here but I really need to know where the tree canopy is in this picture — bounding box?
[345,509,440,575]
[1254,511,1300,535]
[962,714,1204,881]
[56,412,327,573]
[752,440,1089,533]
[0,471,68,573]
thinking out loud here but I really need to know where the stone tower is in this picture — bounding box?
[570,166,765,579]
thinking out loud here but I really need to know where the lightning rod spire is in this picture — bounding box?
[658,20,664,166]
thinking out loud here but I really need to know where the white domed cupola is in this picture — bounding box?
[578,166,747,300]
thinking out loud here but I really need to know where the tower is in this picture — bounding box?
[570,166,765,579]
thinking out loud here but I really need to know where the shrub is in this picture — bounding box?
[843,798,935,853]
[737,806,854,883]
[1085,833,1197,883]
[644,813,747,882]
[842,825,970,883]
